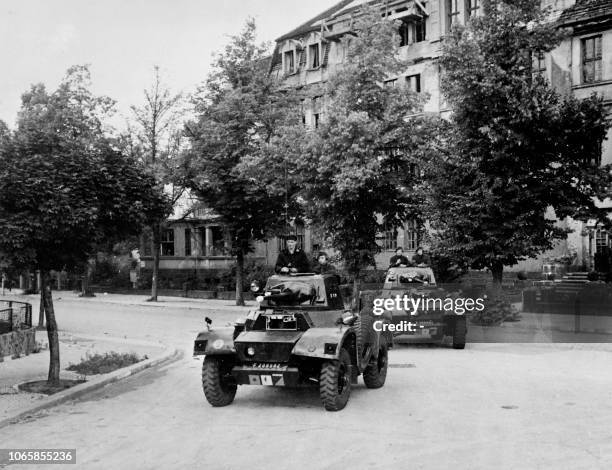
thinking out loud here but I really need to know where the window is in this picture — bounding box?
[161,229,174,256]
[405,220,419,251]
[284,50,295,74]
[312,96,323,128]
[582,35,602,84]
[184,228,192,256]
[399,20,410,47]
[308,43,320,68]
[381,224,398,251]
[406,74,421,92]
[595,229,610,249]
[415,16,426,42]
[466,0,479,19]
[532,50,546,77]
[399,17,426,47]
[447,0,461,31]
[142,232,152,256]
[384,78,398,88]
[300,99,306,126]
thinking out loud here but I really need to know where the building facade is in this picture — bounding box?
[138,191,314,278]
[271,0,612,272]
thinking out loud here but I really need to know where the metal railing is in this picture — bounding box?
[0,300,33,334]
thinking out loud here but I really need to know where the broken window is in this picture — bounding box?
[309,43,320,68]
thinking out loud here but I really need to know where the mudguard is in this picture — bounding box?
[292,327,355,361]
[193,327,236,356]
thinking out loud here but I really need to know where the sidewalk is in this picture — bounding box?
[2,290,257,312]
[0,330,170,425]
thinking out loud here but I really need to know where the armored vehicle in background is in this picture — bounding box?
[382,267,467,349]
[193,273,392,411]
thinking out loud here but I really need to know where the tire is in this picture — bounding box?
[453,316,467,350]
[320,348,352,411]
[363,342,388,389]
[355,315,374,367]
[202,356,237,407]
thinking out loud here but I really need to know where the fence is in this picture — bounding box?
[0,300,33,334]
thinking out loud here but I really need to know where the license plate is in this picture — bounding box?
[248,373,285,386]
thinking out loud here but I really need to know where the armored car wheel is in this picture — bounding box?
[363,342,388,389]
[319,348,352,411]
[202,356,237,407]
[355,315,374,368]
[452,316,467,350]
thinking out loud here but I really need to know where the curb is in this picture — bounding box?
[0,343,181,429]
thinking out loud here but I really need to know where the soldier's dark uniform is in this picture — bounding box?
[389,254,409,267]
[275,248,311,273]
[313,262,336,274]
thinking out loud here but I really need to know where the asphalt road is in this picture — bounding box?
[1,295,612,469]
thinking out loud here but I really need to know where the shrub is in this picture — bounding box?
[66,351,145,375]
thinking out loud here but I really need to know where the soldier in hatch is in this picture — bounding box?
[275,235,311,274]
[389,247,409,268]
[312,251,336,274]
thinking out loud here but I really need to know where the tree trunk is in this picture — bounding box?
[150,223,161,301]
[37,293,45,329]
[42,273,60,386]
[80,260,95,297]
[235,250,245,306]
[491,261,504,286]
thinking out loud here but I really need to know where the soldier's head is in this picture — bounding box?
[286,235,298,252]
[395,247,404,256]
[416,247,424,255]
[317,252,329,265]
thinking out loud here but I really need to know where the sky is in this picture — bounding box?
[0,0,334,128]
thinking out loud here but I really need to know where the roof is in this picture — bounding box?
[275,0,356,41]
[558,0,612,27]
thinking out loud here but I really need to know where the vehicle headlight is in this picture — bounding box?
[247,347,255,356]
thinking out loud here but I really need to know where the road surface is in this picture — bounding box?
[1,294,611,469]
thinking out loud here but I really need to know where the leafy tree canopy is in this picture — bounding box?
[186,19,301,256]
[0,65,169,272]
[427,0,612,282]
[270,6,434,275]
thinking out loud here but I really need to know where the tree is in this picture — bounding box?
[185,20,300,306]
[257,7,431,292]
[426,0,612,285]
[0,66,167,386]
[127,66,184,301]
